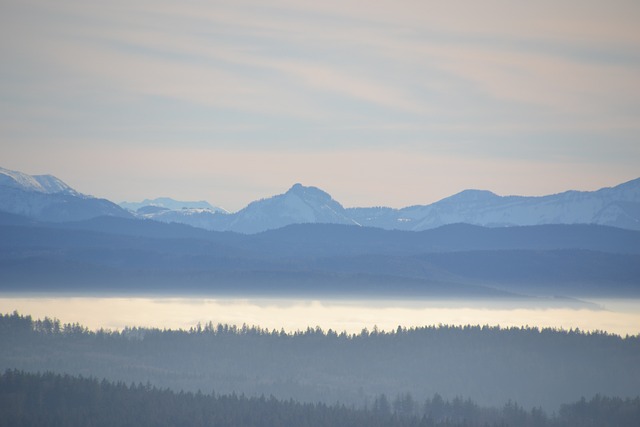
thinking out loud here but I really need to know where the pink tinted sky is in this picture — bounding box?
[1,0,639,211]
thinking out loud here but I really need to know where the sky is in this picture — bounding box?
[1,0,639,212]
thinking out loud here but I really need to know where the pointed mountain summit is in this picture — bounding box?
[0,166,130,222]
[3,165,639,233]
[224,183,359,234]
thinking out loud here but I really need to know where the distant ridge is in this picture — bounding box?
[2,165,640,232]
[221,183,360,234]
[348,177,640,232]
[0,167,130,222]
[120,197,227,213]
[121,178,640,233]
[1,214,639,297]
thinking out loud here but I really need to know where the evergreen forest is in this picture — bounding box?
[1,312,639,415]
[1,370,639,427]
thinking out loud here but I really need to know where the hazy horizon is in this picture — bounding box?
[2,296,639,337]
[2,2,640,423]
[3,164,638,213]
[2,1,639,211]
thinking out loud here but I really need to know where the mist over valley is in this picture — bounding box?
[1,166,639,425]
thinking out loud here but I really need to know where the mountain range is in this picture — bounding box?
[121,180,640,233]
[1,165,639,298]
[3,166,638,233]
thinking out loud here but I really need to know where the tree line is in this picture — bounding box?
[1,370,639,427]
[2,311,639,411]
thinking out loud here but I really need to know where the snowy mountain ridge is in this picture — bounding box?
[120,178,640,233]
[120,197,227,213]
[0,167,80,196]
[0,166,129,222]
[349,178,640,231]
[2,165,639,232]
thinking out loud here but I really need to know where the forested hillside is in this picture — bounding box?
[1,312,638,411]
[1,370,639,427]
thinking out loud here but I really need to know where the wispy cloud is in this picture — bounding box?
[1,0,639,206]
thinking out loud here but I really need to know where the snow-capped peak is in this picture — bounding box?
[119,197,228,214]
[0,167,79,195]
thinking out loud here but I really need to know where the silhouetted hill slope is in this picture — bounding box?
[250,222,640,257]
[0,211,38,226]
[1,217,639,296]
[17,215,639,257]
[54,215,244,243]
[4,370,638,427]
[2,313,640,412]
